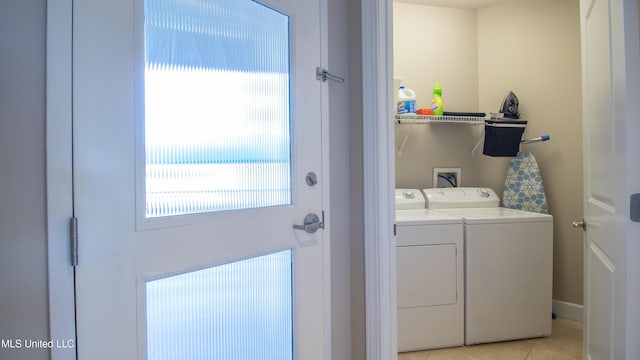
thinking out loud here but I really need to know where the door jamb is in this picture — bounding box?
[46,0,77,359]
[361,0,397,359]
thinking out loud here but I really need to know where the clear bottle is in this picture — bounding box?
[431,83,444,116]
[397,86,416,114]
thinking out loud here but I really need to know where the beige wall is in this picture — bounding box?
[393,4,479,112]
[394,3,487,189]
[478,0,584,306]
[393,0,584,305]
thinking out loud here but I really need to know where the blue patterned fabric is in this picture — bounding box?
[502,152,548,214]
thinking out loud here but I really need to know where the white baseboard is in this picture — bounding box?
[552,299,583,322]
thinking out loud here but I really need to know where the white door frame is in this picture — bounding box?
[619,1,640,355]
[46,0,333,359]
[361,0,397,359]
[622,0,640,354]
[46,1,76,359]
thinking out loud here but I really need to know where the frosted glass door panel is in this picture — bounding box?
[143,0,291,218]
[145,250,293,360]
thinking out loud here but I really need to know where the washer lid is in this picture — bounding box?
[423,187,500,208]
[395,189,426,210]
[434,207,553,224]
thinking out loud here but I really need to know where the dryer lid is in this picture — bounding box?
[422,187,500,208]
[395,209,462,225]
[395,189,426,210]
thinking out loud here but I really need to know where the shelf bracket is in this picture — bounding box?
[397,117,417,155]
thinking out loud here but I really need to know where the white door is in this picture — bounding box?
[72,0,329,358]
[580,0,640,358]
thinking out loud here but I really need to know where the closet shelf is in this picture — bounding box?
[395,114,486,125]
[395,114,486,155]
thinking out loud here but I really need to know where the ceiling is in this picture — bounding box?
[394,0,506,10]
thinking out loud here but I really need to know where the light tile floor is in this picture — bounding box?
[398,318,583,360]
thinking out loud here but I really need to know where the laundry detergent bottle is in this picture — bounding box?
[431,83,444,116]
[397,86,416,114]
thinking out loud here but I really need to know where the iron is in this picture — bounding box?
[500,91,520,119]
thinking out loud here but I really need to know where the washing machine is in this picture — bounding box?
[395,189,464,351]
[422,187,553,345]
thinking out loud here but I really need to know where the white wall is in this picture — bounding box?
[346,0,366,358]
[327,0,359,358]
[393,0,584,306]
[0,1,50,360]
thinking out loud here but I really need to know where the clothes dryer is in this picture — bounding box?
[395,189,464,351]
[423,187,553,345]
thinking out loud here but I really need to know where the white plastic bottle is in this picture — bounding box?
[397,86,416,114]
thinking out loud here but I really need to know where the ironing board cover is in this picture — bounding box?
[502,152,549,214]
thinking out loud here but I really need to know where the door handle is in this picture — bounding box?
[572,219,586,231]
[293,213,323,233]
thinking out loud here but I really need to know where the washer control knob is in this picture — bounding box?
[478,188,490,197]
[403,190,415,199]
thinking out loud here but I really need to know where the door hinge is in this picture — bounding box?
[631,194,640,222]
[321,210,326,229]
[70,217,78,267]
[316,67,344,83]
[393,223,397,236]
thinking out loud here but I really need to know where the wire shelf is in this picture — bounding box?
[395,114,486,124]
